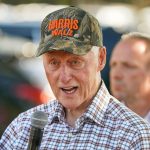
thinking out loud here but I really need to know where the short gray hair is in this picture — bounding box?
[91,46,100,56]
[121,32,150,69]
[121,32,150,54]
[122,31,150,40]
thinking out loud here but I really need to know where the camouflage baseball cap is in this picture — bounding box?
[36,6,103,56]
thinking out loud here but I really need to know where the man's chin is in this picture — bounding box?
[59,98,78,109]
[63,104,79,111]
[114,94,126,102]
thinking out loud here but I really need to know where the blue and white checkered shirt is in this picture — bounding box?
[1,82,150,149]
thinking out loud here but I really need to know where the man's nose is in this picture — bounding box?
[110,66,124,80]
[59,64,72,83]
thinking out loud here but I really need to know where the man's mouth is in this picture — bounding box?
[60,86,78,94]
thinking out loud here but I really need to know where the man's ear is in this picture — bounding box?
[97,46,106,71]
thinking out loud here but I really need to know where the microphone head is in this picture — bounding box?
[31,111,48,129]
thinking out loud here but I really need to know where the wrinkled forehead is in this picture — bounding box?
[42,48,97,60]
[43,50,81,57]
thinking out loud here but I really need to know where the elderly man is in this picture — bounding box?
[110,32,150,122]
[1,7,150,149]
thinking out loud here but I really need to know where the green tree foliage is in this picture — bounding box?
[0,0,71,5]
[0,0,150,7]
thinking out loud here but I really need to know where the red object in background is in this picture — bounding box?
[14,84,49,105]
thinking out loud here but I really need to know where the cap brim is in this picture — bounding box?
[36,39,92,56]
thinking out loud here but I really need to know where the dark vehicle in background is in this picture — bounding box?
[0,54,48,137]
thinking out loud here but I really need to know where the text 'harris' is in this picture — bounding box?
[48,19,79,36]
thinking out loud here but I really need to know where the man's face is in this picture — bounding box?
[110,39,149,105]
[43,48,105,111]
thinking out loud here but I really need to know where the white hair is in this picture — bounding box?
[91,46,101,67]
[91,46,100,57]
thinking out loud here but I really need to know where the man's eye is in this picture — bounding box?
[48,60,60,70]
[72,60,80,65]
[50,61,59,65]
[109,62,116,68]
[69,59,85,69]
[123,63,138,69]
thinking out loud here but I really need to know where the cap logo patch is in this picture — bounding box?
[48,19,79,36]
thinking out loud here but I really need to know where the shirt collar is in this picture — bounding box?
[85,81,110,126]
[144,111,150,123]
[48,100,65,124]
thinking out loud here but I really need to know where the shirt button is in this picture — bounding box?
[68,133,73,138]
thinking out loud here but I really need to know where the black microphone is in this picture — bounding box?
[27,111,48,150]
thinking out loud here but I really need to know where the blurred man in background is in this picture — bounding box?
[110,32,150,122]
